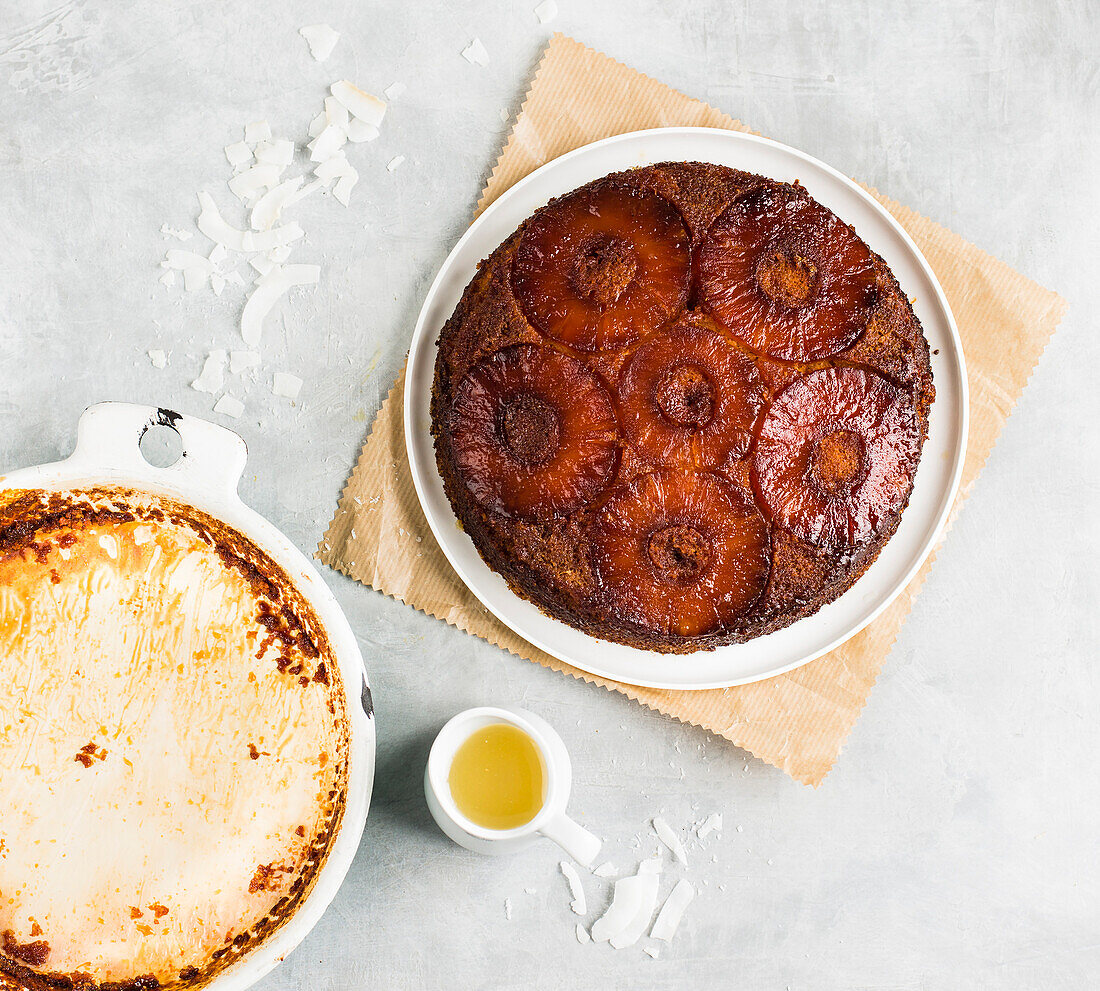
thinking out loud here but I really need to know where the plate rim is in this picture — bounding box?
[403,126,969,690]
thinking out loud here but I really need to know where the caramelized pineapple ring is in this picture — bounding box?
[512,184,691,352]
[448,344,621,520]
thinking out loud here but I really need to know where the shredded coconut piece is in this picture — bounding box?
[697,813,723,839]
[224,141,252,167]
[159,270,176,288]
[230,350,260,374]
[330,80,386,127]
[244,120,271,144]
[251,175,304,231]
[190,350,226,393]
[652,817,688,866]
[299,24,339,62]
[213,394,244,418]
[592,870,660,948]
[307,111,326,139]
[198,191,303,253]
[386,155,405,172]
[255,138,295,167]
[346,119,379,143]
[272,371,304,400]
[383,81,405,100]
[575,924,590,944]
[461,38,489,66]
[148,349,167,369]
[504,897,512,921]
[163,249,213,271]
[643,945,660,959]
[211,273,226,296]
[592,862,616,878]
[650,879,694,941]
[324,96,349,130]
[240,265,319,346]
[333,170,358,206]
[160,224,192,240]
[183,267,208,293]
[308,123,347,163]
[228,163,282,201]
[225,271,245,287]
[283,177,328,207]
[559,862,587,916]
[534,0,558,23]
[499,107,509,123]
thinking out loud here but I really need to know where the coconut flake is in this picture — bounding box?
[461,38,489,66]
[299,23,339,62]
[230,350,261,374]
[652,818,688,866]
[330,80,386,127]
[209,242,228,267]
[307,111,327,139]
[224,141,252,167]
[272,371,303,400]
[643,945,660,959]
[160,224,193,241]
[228,163,282,201]
[211,273,226,296]
[345,118,379,143]
[255,138,295,167]
[559,862,587,916]
[148,349,167,369]
[213,394,244,418]
[244,120,272,145]
[159,270,176,288]
[308,123,347,163]
[198,191,303,253]
[251,175,304,231]
[384,81,406,100]
[575,924,590,944]
[386,155,405,172]
[333,170,358,206]
[225,271,245,287]
[314,154,350,183]
[592,872,660,947]
[650,879,694,942]
[504,897,512,921]
[250,256,276,277]
[183,267,208,293]
[697,813,723,839]
[240,265,319,346]
[324,96,350,130]
[191,350,226,393]
[592,862,616,878]
[534,0,558,23]
[163,249,214,271]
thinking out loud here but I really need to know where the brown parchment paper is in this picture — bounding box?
[318,34,1067,786]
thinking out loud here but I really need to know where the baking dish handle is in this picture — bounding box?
[68,402,247,501]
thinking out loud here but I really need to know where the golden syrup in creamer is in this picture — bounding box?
[448,723,546,830]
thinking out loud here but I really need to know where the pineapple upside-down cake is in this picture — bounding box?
[431,163,934,653]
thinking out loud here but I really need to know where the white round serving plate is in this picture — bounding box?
[405,127,968,691]
[0,402,375,991]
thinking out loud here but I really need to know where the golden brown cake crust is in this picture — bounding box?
[431,163,935,653]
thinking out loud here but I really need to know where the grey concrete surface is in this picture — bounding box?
[1,1,1098,988]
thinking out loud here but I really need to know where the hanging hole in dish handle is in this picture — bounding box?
[69,403,248,500]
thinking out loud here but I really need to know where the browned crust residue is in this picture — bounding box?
[0,487,353,991]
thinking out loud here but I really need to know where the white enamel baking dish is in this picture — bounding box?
[0,401,375,991]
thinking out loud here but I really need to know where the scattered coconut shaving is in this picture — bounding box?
[697,813,722,839]
[346,119,379,143]
[272,370,304,400]
[386,155,405,172]
[643,945,660,959]
[592,864,661,950]
[650,879,694,942]
[251,176,304,231]
[504,897,513,921]
[183,268,208,293]
[652,817,688,866]
[461,38,489,66]
[299,24,339,62]
[191,350,226,393]
[575,924,590,944]
[308,124,346,163]
[224,141,252,168]
[383,81,405,100]
[534,0,558,24]
[330,80,386,127]
[241,265,319,346]
[148,349,167,369]
[160,224,193,241]
[592,862,616,878]
[198,191,303,253]
[213,394,244,418]
[559,862,587,915]
[230,350,261,374]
